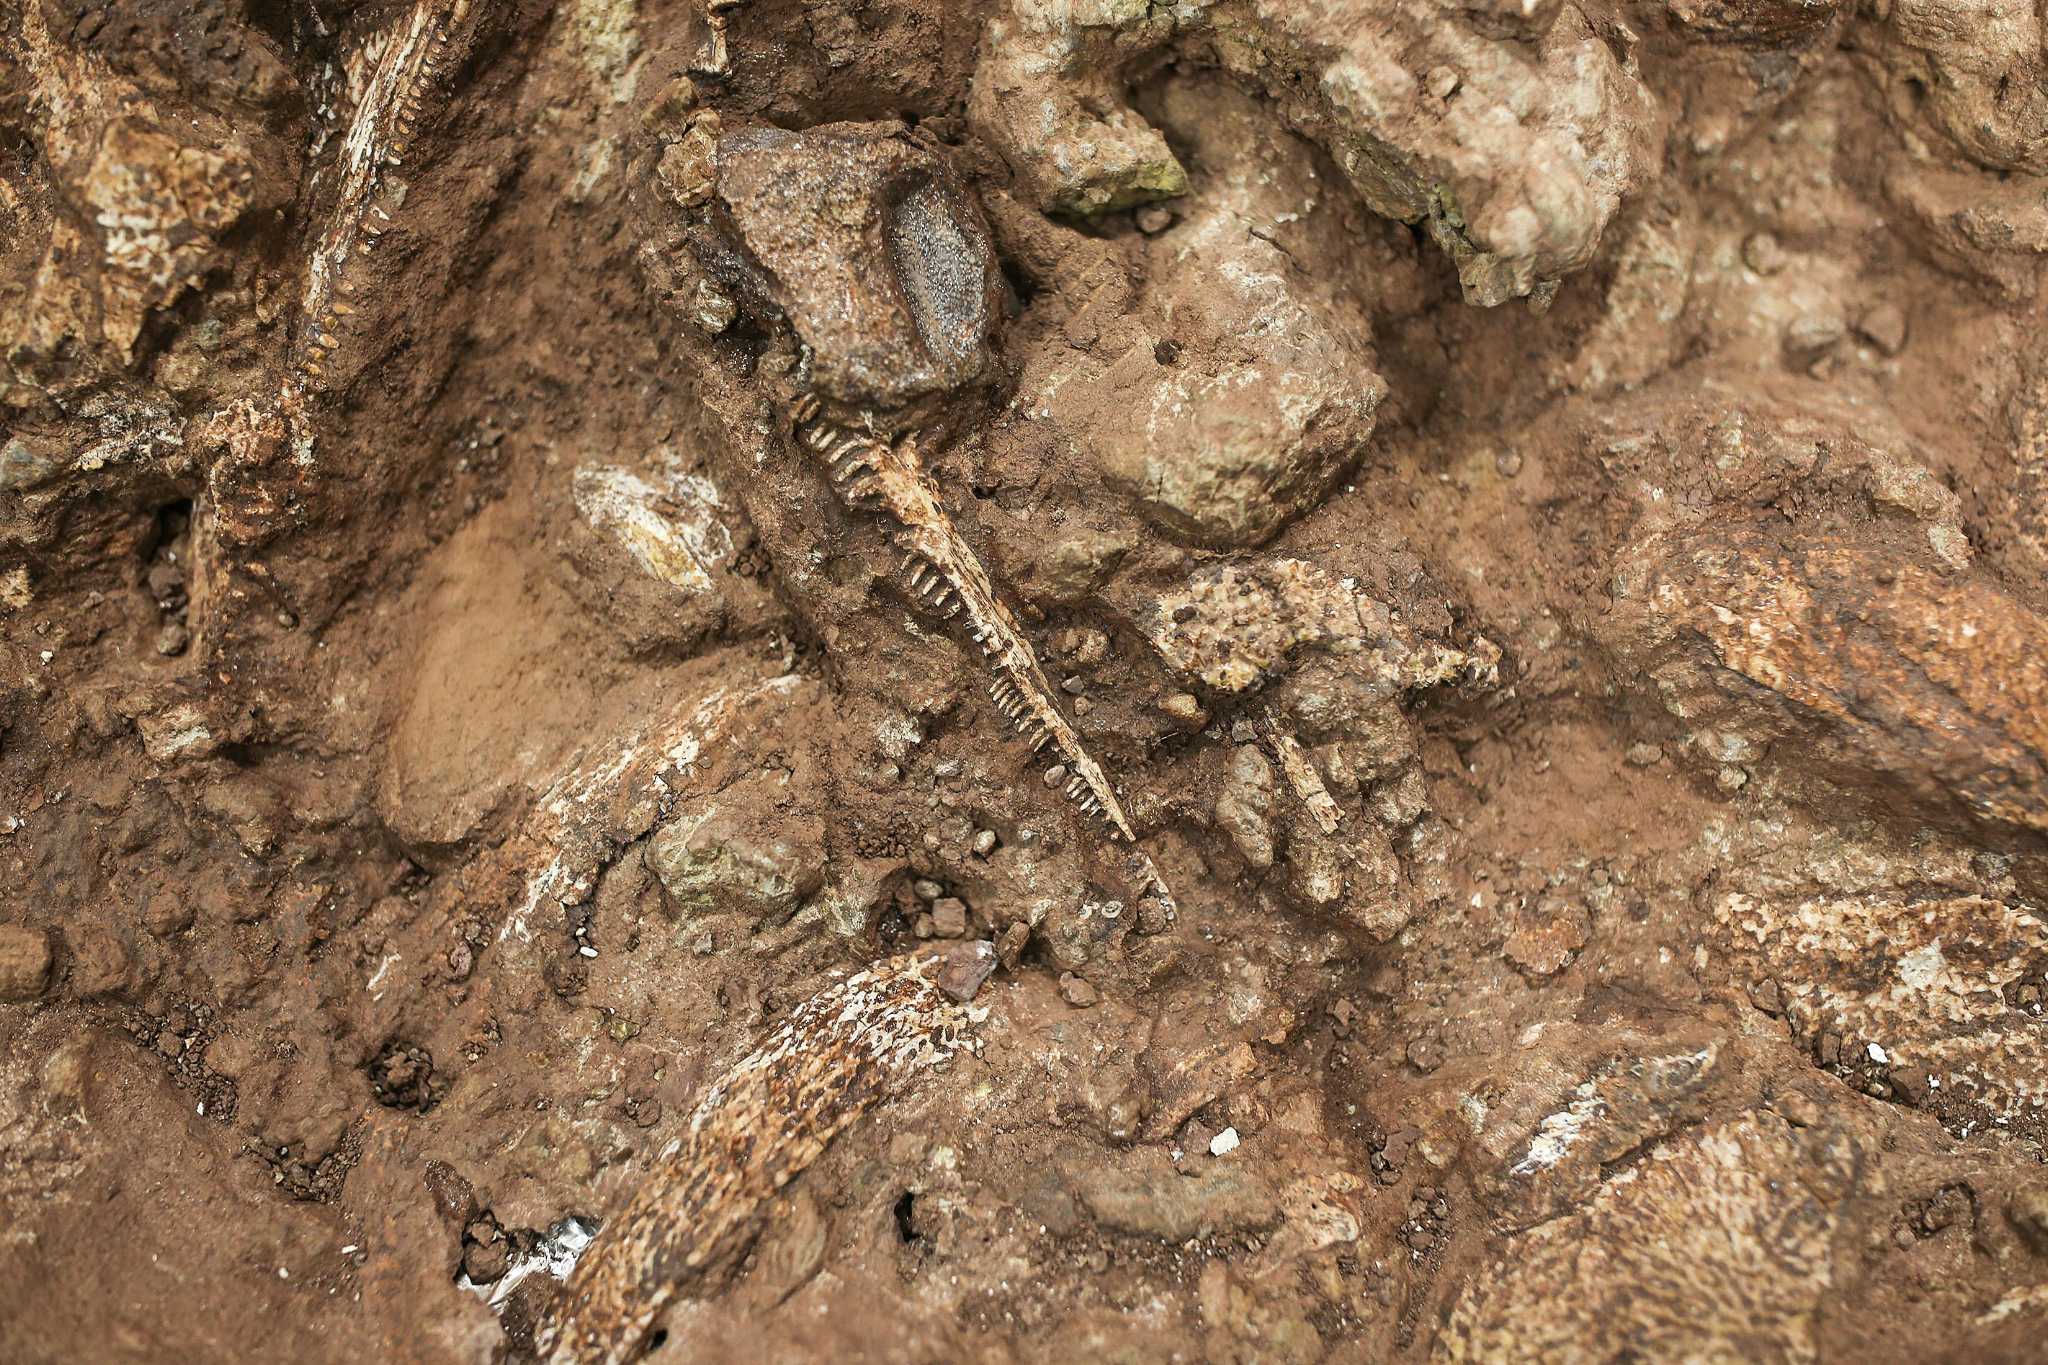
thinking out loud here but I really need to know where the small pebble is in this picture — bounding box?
[1855,301,1908,356]
[1783,312,1845,355]
[1425,65,1459,99]
[931,898,969,938]
[1043,764,1067,789]
[1209,1126,1241,1157]
[997,922,1030,970]
[1494,448,1523,478]
[972,829,998,856]
[914,879,944,901]
[1624,741,1664,767]
[1058,972,1098,1008]
[1060,675,1086,695]
[1406,1036,1445,1073]
[1134,204,1176,235]
[1230,720,1257,744]
[1159,692,1208,728]
[1743,230,1788,276]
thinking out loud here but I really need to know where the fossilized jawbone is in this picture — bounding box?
[678,120,1145,848]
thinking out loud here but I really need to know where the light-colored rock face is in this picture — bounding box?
[968,0,1662,303]
[571,463,731,598]
[1869,0,2048,176]
[1217,0,1664,306]
[1029,79,1389,548]
[645,784,826,925]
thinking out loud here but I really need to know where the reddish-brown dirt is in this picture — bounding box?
[9,0,2048,1360]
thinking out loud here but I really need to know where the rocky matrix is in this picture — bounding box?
[7,1,2048,1362]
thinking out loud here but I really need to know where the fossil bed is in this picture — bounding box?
[9,0,2048,1360]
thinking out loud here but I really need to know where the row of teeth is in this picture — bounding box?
[900,554,962,617]
[986,674,1054,752]
[799,420,883,500]
[974,610,1113,823]
[301,14,463,379]
[788,396,1126,839]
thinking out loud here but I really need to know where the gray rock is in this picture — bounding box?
[936,940,997,1002]
[1215,747,1278,872]
[1065,1147,1278,1242]
[0,438,59,492]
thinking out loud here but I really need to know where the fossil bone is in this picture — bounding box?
[536,947,987,1365]
[791,394,1137,842]
[293,0,481,392]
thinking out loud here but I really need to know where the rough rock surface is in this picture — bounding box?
[8,1,2048,1362]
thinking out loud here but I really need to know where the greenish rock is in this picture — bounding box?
[1045,136,1188,217]
[645,800,824,924]
[0,438,58,492]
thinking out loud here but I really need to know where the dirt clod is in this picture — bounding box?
[0,927,52,1001]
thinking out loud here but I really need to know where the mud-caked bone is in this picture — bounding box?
[693,121,1141,844]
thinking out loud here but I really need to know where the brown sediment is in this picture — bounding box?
[9,1,2048,1361]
